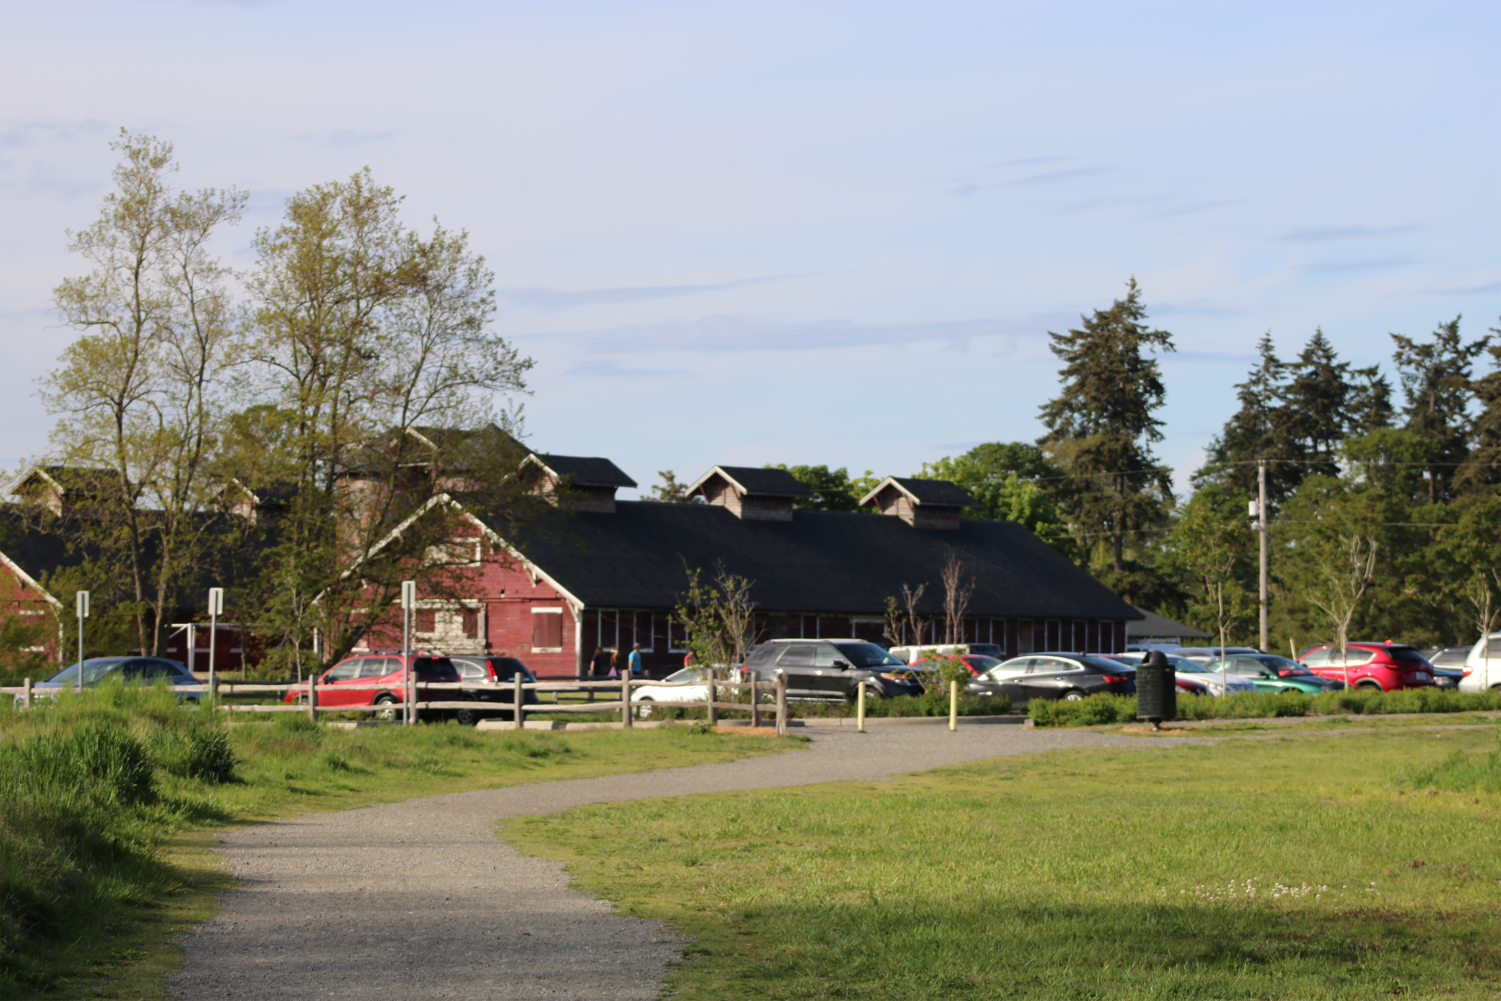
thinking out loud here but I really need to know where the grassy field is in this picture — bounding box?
[504,722,1501,999]
[0,684,797,998]
[1029,686,1501,726]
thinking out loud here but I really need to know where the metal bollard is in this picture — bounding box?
[857,680,867,732]
[707,672,717,726]
[948,679,958,732]
[750,677,761,728]
[514,672,525,730]
[775,670,788,736]
[621,674,632,727]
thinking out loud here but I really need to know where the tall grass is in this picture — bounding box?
[1028,686,1501,726]
[0,682,235,992]
[1400,728,1501,794]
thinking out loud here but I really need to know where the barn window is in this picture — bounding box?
[532,608,564,651]
[461,608,479,638]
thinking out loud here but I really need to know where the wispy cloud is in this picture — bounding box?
[565,359,687,378]
[1153,301,1245,317]
[950,164,1111,196]
[1141,198,1243,219]
[1422,278,1501,295]
[1298,258,1421,274]
[502,274,810,311]
[292,129,397,148]
[526,313,1056,355]
[0,118,111,150]
[1277,224,1419,242]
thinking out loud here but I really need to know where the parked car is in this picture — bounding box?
[1295,642,1436,691]
[448,655,539,725]
[888,643,1003,663]
[1460,632,1501,693]
[25,657,202,703]
[282,652,464,720]
[965,653,1136,706]
[912,653,1003,677]
[1204,654,1344,694]
[1173,646,1264,665]
[743,639,924,701]
[1421,646,1472,669]
[1161,658,1258,697]
[1103,653,1210,696]
[631,665,741,718]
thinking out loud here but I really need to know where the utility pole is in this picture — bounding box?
[1257,461,1269,652]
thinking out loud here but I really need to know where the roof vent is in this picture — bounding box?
[859,476,975,530]
[523,454,637,513]
[688,465,811,521]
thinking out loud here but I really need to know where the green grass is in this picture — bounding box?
[503,725,1501,999]
[0,683,796,998]
[1029,686,1501,727]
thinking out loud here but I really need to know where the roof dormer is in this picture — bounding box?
[9,465,118,518]
[523,454,636,513]
[688,465,811,522]
[859,476,975,529]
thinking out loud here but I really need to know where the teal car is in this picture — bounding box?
[1206,654,1344,694]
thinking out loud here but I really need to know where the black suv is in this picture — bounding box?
[743,639,923,701]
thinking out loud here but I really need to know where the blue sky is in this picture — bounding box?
[2,1,1497,499]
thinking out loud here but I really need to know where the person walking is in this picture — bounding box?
[588,646,608,702]
[628,642,642,678]
[608,648,619,679]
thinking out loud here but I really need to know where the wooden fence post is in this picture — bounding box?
[750,675,761,728]
[514,672,525,730]
[621,674,632,727]
[707,670,717,726]
[775,670,787,736]
[22,677,32,709]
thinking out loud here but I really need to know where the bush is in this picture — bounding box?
[1027,686,1501,727]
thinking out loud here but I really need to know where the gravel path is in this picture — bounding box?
[170,723,1191,1000]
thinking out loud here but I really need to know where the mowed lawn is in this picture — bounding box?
[504,725,1501,999]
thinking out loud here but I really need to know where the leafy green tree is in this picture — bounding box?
[1436,494,1501,674]
[39,130,245,656]
[645,470,702,503]
[919,442,1077,558]
[1391,317,1488,503]
[1279,476,1382,676]
[1037,279,1175,601]
[1161,485,1257,653]
[764,464,878,512]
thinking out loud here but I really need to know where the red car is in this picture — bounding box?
[284,652,463,720]
[1296,642,1436,692]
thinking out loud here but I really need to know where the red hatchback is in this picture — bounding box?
[284,653,463,720]
[1296,642,1436,692]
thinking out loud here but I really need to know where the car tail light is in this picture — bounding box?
[1101,673,1129,684]
[1462,669,1472,677]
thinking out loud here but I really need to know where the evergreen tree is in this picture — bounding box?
[1279,328,1356,481]
[1454,317,1501,494]
[1390,316,1487,503]
[1196,332,1305,507]
[1037,278,1175,600]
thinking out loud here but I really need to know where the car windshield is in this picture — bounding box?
[1079,655,1132,672]
[1251,656,1308,674]
[664,667,709,684]
[1173,661,1215,674]
[1387,647,1427,663]
[46,658,130,684]
[414,657,460,680]
[831,642,903,668]
[493,659,535,681]
[966,656,1003,670]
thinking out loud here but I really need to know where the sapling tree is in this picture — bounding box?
[674,562,757,697]
[940,550,975,645]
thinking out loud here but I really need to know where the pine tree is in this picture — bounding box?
[1390,316,1487,503]
[1037,278,1175,597]
[1279,329,1355,480]
[1451,317,1501,495]
[1196,332,1305,507]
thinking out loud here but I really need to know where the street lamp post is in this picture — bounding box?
[1250,461,1269,652]
[75,590,89,692]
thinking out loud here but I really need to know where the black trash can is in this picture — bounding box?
[1135,650,1176,728]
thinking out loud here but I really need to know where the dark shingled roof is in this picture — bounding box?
[1126,606,1209,639]
[695,466,812,498]
[884,476,977,507]
[0,510,79,596]
[532,455,637,489]
[503,501,1140,621]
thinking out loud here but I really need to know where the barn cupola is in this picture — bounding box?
[859,476,976,530]
[523,454,636,513]
[688,465,811,522]
[9,465,118,518]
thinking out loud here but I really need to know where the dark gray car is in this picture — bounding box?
[744,639,923,701]
[965,653,1136,706]
[29,656,202,702]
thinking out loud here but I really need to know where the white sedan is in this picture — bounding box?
[1112,651,1257,696]
[631,667,713,718]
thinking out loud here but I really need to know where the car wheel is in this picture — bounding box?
[634,696,654,720]
[373,695,404,722]
[455,706,481,726]
[1062,689,1086,702]
[852,683,884,702]
[1357,680,1384,691]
